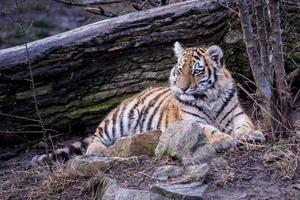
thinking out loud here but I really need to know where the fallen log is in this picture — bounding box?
[0,0,233,141]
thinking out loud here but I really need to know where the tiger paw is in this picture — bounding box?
[209,132,238,152]
[236,130,266,143]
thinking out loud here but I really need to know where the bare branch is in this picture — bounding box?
[287,67,300,82]
[15,0,53,171]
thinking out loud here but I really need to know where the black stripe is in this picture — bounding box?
[181,109,209,124]
[219,104,238,124]
[165,107,170,129]
[139,89,169,133]
[146,92,172,130]
[207,66,211,80]
[157,99,172,130]
[119,103,128,137]
[216,88,236,118]
[222,111,244,131]
[81,138,90,149]
[103,119,112,141]
[58,151,70,161]
[176,95,212,121]
[213,68,217,85]
[127,87,164,131]
[66,144,82,155]
[111,106,121,141]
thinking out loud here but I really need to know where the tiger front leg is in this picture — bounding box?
[202,124,238,151]
[231,113,265,144]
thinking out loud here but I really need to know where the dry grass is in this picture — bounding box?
[1,163,93,200]
[263,138,300,179]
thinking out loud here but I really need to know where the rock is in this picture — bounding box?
[101,177,168,200]
[104,130,161,157]
[70,155,139,174]
[151,182,208,200]
[152,165,184,180]
[155,120,216,165]
[184,163,210,182]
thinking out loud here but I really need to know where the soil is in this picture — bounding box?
[1,140,300,200]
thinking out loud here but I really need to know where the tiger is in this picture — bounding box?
[32,42,265,165]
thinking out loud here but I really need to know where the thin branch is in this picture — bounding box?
[287,67,300,82]
[0,113,40,123]
[237,83,294,133]
[15,0,53,172]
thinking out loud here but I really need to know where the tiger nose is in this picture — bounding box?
[180,86,189,92]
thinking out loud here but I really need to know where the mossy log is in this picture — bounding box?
[0,0,298,144]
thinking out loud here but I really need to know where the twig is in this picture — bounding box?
[237,83,294,133]
[0,113,40,123]
[15,0,53,172]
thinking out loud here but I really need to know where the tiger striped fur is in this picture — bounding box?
[31,42,265,165]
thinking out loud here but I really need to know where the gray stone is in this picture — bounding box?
[102,178,168,200]
[184,163,209,182]
[152,165,184,180]
[155,120,216,164]
[151,182,208,200]
[70,155,139,174]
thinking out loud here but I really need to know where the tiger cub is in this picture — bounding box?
[32,42,265,165]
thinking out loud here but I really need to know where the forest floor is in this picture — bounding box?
[1,140,300,200]
[1,95,300,200]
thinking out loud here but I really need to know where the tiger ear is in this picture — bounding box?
[174,41,184,58]
[207,45,224,68]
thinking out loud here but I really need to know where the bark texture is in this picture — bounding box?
[237,0,273,131]
[269,0,293,134]
[0,0,232,140]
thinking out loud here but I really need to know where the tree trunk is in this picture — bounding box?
[268,0,293,136]
[0,0,232,143]
[237,0,273,132]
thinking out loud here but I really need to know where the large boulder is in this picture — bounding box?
[104,130,161,157]
[95,177,168,200]
[155,120,216,165]
[70,155,140,174]
[151,182,208,200]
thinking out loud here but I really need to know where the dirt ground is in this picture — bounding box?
[1,140,300,200]
[1,91,299,200]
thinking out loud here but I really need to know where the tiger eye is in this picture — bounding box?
[193,69,203,76]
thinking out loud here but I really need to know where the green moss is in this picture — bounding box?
[14,25,24,38]
[14,39,27,46]
[35,29,50,38]
[41,106,68,115]
[68,94,133,119]
[33,19,53,28]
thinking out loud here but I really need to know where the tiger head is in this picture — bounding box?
[170,42,231,100]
